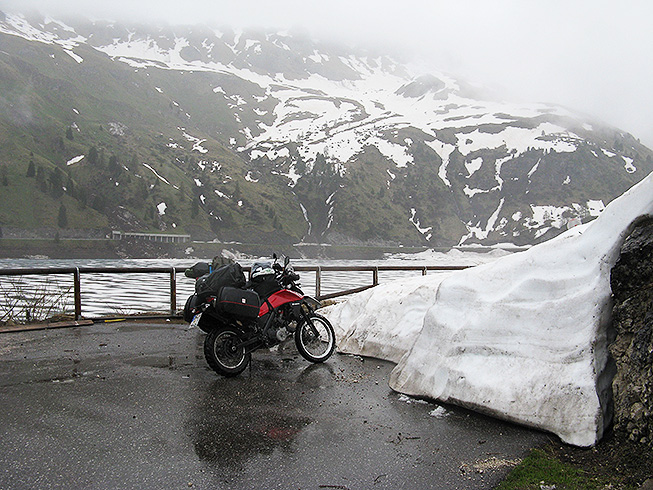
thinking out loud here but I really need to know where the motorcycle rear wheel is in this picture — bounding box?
[204,327,251,376]
[295,314,336,363]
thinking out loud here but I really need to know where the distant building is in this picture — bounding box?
[111,231,191,243]
[566,217,582,230]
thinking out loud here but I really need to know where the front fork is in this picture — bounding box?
[296,302,320,337]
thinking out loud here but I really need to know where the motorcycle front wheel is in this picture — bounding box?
[295,314,336,363]
[204,327,251,376]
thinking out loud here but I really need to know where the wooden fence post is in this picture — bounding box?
[170,267,177,315]
[74,267,82,320]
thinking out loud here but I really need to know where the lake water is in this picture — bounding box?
[0,249,513,321]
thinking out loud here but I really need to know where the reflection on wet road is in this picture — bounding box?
[0,321,548,489]
[188,363,315,470]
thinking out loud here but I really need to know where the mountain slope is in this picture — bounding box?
[1,11,652,247]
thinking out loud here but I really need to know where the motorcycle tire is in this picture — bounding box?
[204,327,251,377]
[295,313,336,363]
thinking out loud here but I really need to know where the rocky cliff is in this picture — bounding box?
[610,218,653,446]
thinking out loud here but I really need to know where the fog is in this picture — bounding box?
[3,0,653,148]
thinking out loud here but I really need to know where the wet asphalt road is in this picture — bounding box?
[0,321,549,489]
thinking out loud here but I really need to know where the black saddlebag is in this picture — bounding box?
[195,263,247,301]
[216,287,260,319]
[183,293,200,323]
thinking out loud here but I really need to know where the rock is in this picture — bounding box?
[641,478,653,490]
[610,217,653,448]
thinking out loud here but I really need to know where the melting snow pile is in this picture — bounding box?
[324,172,653,447]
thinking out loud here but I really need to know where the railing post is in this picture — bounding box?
[315,267,321,298]
[170,267,177,315]
[74,267,82,320]
[373,267,379,286]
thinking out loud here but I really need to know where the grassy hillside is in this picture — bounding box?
[0,33,308,244]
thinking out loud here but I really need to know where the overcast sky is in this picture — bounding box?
[3,0,653,148]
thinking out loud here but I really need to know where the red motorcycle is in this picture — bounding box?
[183,255,336,377]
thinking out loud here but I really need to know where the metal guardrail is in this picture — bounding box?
[0,264,471,322]
[0,266,183,321]
[293,265,470,300]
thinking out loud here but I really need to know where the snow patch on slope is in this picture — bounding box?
[66,155,85,166]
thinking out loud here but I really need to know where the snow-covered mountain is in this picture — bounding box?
[1,11,651,247]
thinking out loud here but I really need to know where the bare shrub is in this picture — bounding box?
[0,277,72,324]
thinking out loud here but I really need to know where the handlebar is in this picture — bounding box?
[272,254,301,288]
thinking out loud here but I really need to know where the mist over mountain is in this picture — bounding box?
[1,11,652,249]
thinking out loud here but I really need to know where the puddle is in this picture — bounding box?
[126,355,192,370]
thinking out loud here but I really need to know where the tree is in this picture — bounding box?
[77,187,87,209]
[108,155,120,175]
[66,177,75,196]
[295,156,306,174]
[138,180,148,201]
[49,168,64,198]
[87,146,98,165]
[54,136,65,152]
[91,194,106,212]
[57,205,68,228]
[26,160,35,177]
[314,153,327,175]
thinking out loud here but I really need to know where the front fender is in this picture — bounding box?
[303,296,322,311]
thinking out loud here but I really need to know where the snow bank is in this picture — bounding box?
[329,274,453,363]
[324,172,653,446]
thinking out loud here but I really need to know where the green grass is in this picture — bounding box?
[496,448,634,490]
